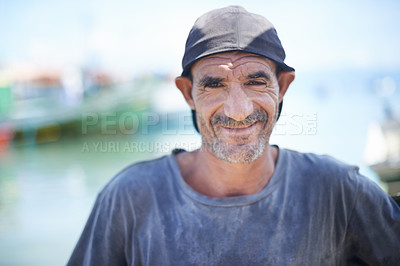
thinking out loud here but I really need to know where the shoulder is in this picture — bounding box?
[280,148,380,197]
[280,148,399,215]
[282,148,359,178]
[282,148,398,206]
[98,155,174,202]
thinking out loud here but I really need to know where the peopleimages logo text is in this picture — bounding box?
[81,111,318,136]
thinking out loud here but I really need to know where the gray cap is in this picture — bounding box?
[181,5,294,76]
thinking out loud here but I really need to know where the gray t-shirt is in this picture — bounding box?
[67,148,400,265]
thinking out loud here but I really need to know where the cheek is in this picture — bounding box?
[250,92,280,116]
[196,109,216,138]
[194,93,226,121]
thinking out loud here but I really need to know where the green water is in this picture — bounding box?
[0,132,200,266]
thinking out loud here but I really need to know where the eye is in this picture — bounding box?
[205,81,223,88]
[246,80,267,86]
[198,77,225,89]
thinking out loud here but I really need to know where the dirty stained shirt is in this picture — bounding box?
[67,148,400,265]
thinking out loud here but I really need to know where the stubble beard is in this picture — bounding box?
[210,133,269,163]
[198,109,275,163]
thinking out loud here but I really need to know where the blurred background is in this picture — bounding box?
[0,0,400,265]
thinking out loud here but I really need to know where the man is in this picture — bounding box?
[68,6,400,265]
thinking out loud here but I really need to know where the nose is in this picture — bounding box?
[223,84,254,121]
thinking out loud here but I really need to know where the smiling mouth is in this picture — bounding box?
[220,122,256,133]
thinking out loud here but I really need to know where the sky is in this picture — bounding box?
[0,0,400,77]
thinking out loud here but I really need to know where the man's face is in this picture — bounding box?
[190,52,280,163]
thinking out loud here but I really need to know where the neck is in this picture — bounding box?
[176,145,278,198]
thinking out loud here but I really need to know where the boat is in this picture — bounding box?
[364,119,400,195]
[0,66,156,147]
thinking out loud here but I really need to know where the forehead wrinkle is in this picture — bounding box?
[194,64,233,82]
[230,64,274,81]
[228,57,274,72]
[193,53,276,81]
[194,61,231,75]
[194,52,264,71]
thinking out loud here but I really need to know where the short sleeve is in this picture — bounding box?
[344,170,400,265]
[67,181,135,266]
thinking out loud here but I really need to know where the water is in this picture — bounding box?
[0,131,201,266]
[1,69,399,265]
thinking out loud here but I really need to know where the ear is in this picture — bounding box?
[175,76,195,110]
[277,71,295,102]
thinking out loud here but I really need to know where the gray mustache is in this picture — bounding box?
[211,111,267,128]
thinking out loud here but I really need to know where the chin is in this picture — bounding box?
[211,141,267,163]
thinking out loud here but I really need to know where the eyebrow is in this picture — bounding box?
[247,71,271,81]
[198,76,224,87]
[197,71,271,86]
